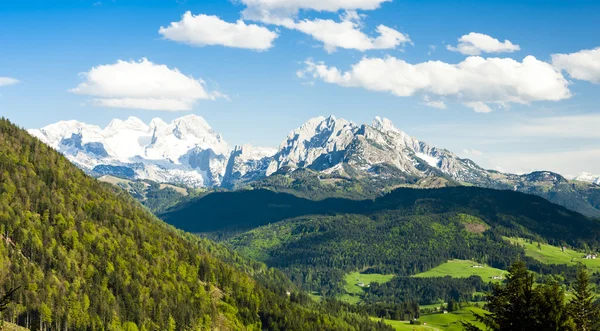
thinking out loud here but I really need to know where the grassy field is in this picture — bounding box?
[505,237,600,273]
[413,259,506,283]
[340,272,395,304]
[372,307,487,331]
[1,322,29,331]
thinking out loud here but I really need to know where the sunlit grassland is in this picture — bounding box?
[413,259,506,283]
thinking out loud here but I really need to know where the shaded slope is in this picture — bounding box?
[161,186,600,246]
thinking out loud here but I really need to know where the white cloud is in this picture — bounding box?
[447,32,520,55]
[299,55,571,112]
[70,58,222,111]
[0,77,19,86]
[552,47,600,84]
[159,11,278,51]
[464,101,493,113]
[290,18,410,52]
[462,149,483,156]
[241,0,391,21]
[237,1,407,53]
[422,95,446,109]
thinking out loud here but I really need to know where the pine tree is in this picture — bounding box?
[462,261,574,331]
[569,267,599,331]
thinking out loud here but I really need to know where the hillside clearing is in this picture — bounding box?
[372,306,488,331]
[505,237,600,273]
[414,259,505,283]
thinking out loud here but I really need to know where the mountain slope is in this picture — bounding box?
[29,115,275,188]
[161,186,599,244]
[0,118,391,331]
[31,115,600,217]
[160,185,600,303]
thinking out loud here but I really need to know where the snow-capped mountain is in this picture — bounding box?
[29,115,272,187]
[30,114,600,217]
[574,173,600,185]
[251,115,491,185]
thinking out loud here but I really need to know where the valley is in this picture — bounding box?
[3,115,600,330]
[3,0,600,329]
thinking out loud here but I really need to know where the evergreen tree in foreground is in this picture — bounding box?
[569,267,600,331]
[462,261,575,330]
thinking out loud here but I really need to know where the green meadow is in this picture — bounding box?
[340,272,395,304]
[413,259,506,283]
[505,237,600,273]
[372,306,488,331]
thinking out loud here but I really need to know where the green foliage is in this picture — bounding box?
[188,187,600,309]
[0,118,391,331]
[463,261,582,331]
[568,267,600,331]
[163,185,600,248]
[227,211,521,299]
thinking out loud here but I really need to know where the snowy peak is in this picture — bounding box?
[574,172,600,185]
[29,120,103,148]
[372,116,401,134]
[281,115,356,148]
[105,116,149,133]
[30,115,252,187]
[276,115,358,169]
[233,144,278,161]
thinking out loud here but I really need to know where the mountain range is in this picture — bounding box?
[29,115,600,217]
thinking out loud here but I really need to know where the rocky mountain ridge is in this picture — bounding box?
[30,114,600,217]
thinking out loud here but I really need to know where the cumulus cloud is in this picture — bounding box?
[290,18,410,52]
[236,1,406,52]
[70,58,223,111]
[552,47,600,84]
[299,55,571,112]
[0,77,19,86]
[159,11,278,51]
[447,32,520,55]
[240,0,391,21]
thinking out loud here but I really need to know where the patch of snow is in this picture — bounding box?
[415,152,440,168]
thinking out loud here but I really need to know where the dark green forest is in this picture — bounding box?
[0,118,392,330]
[159,186,600,315]
[162,184,600,246]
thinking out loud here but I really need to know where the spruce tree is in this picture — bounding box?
[462,261,574,331]
[569,267,599,331]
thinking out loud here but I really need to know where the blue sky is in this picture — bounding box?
[0,0,599,175]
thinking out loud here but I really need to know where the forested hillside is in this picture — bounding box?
[0,118,391,331]
[161,185,600,246]
[159,184,600,312]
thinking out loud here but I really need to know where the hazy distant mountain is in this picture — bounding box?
[574,172,600,185]
[30,115,600,217]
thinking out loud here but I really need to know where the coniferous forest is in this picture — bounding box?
[0,118,392,330]
[4,115,600,330]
